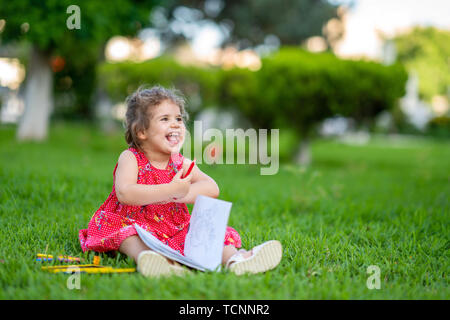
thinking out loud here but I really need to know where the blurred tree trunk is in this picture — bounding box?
[295,137,311,166]
[95,87,117,134]
[17,46,53,141]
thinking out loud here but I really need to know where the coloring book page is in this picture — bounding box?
[135,195,232,271]
[184,195,232,271]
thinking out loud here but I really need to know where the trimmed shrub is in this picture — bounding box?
[98,57,221,119]
[98,48,407,137]
[221,48,407,135]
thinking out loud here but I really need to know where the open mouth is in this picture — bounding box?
[166,132,181,147]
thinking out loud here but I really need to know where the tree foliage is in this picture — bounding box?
[211,0,341,47]
[157,0,343,49]
[0,0,160,119]
[0,0,155,58]
[394,27,450,102]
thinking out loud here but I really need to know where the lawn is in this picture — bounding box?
[0,122,448,299]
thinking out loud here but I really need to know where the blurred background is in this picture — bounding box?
[0,0,449,165]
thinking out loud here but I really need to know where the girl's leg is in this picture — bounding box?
[222,245,251,265]
[222,245,237,265]
[119,235,151,263]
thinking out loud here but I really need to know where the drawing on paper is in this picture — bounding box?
[188,205,217,251]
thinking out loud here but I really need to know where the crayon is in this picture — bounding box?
[182,159,196,179]
[36,254,82,263]
[41,264,136,274]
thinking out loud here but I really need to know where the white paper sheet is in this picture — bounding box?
[135,195,232,271]
[184,195,232,271]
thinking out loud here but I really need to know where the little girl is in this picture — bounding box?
[79,85,282,277]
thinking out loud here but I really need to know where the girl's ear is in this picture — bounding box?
[137,130,147,141]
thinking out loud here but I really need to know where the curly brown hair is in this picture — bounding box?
[124,85,188,150]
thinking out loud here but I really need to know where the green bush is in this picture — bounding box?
[98,57,221,119]
[426,115,450,138]
[98,48,407,137]
[394,27,450,102]
[221,48,407,136]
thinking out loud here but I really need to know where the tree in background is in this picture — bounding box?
[209,0,342,49]
[221,48,407,165]
[155,0,344,51]
[394,27,450,103]
[0,0,159,140]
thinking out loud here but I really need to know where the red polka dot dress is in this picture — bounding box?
[79,147,241,255]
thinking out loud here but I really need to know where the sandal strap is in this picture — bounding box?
[225,250,246,269]
[225,243,270,269]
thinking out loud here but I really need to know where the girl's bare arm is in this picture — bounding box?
[114,150,191,206]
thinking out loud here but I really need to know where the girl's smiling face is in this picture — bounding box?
[137,99,186,156]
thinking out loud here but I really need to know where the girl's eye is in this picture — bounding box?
[161,117,168,121]
[177,117,183,122]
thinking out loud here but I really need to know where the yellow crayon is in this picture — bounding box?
[41,264,136,274]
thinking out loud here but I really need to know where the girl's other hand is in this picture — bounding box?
[169,168,192,199]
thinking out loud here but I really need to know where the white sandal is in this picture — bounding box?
[226,240,282,275]
[137,251,190,278]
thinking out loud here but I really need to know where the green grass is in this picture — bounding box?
[0,122,449,299]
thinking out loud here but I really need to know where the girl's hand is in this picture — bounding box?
[169,168,193,199]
